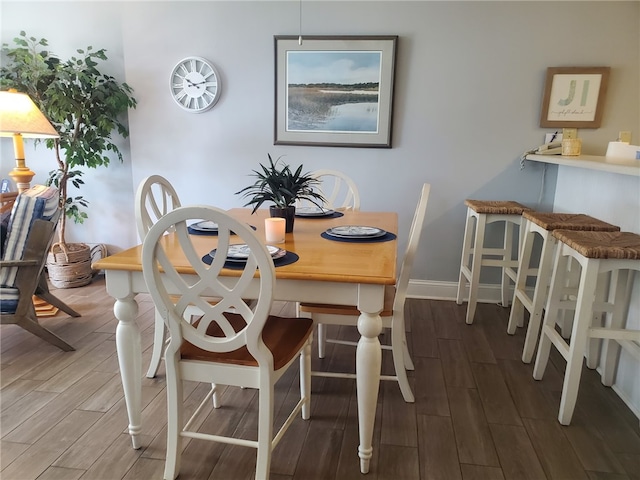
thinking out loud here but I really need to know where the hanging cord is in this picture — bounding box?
[519,148,546,207]
[520,148,536,170]
[299,0,303,45]
[537,163,547,207]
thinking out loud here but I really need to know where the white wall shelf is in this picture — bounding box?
[526,154,640,177]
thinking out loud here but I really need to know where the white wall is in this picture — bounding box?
[2,1,639,411]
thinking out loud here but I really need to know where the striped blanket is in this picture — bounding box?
[0,185,59,314]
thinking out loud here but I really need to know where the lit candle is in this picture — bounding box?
[265,217,286,244]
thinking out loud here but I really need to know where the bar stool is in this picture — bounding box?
[507,212,620,363]
[456,199,531,324]
[533,229,640,425]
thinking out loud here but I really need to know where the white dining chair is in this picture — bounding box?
[142,205,312,480]
[296,169,360,213]
[309,169,361,212]
[298,169,362,358]
[135,175,184,378]
[136,175,225,381]
[135,175,182,239]
[298,183,431,403]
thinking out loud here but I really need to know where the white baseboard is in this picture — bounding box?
[407,278,507,303]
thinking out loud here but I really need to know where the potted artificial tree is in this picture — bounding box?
[0,31,136,287]
[236,154,325,232]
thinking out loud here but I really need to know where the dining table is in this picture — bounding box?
[92,207,398,474]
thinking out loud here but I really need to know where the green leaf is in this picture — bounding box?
[235,154,325,212]
[0,31,136,245]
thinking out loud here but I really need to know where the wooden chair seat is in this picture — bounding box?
[183,313,313,369]
[299,285,395,317]
[299,183,431,404]
[142,205,312,480]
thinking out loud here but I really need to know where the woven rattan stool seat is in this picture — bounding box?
[523,212,620,232]
[457,199,529,324]
[534,228,640,426]
[552,230,640,260]
[464,199,531,215]
[507,213,623,364]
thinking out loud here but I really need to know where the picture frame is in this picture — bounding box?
[274,35,398,148]
[539,66,610,129]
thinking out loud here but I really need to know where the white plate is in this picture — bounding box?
[190,220,218,232]
[214,244,282,260]
[296,206,335,217]
[224,247,287,263]
[325,226,386,239]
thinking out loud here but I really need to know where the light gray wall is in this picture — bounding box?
[2,1,638,287]
[1,0,639,418]
[3,1,638,288]
[0,2,132,247]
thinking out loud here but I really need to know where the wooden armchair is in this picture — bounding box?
[0,186,79,351]
[1,191,18,216]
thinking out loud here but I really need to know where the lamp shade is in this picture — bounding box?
[0,90,58,138]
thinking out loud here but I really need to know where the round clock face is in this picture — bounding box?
[170,56,221,113]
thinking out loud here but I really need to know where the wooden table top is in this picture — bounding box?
[93,208,398,286]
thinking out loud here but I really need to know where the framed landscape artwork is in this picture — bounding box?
[274,35,398,148]
[539,66,610,129]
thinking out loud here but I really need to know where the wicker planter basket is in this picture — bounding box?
[47,242,93,288]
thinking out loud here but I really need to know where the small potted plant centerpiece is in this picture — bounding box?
[236,154,325,232]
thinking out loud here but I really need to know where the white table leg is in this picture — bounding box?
[113,293,142,449]
[356,285,384,474]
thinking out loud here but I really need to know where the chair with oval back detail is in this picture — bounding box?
[135,175,183,378]
[142,205,313,480]
[307,169,361,212]
[298,183,431,403]
[297,170,362,359]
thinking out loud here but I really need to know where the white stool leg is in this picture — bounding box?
[533,246,569,380]
[522,234,558,364]
[560,258,581,339]
[508,220,534,334]
[601,270,632,386]
[457,208,476,305]
[501,221,515,308]
[585,273,610,369]
[465,214,486,325]
[557,259,600,425]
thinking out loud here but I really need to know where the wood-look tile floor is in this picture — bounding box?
[1,276,639,480]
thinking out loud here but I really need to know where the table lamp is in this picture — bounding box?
[0,89,59,192]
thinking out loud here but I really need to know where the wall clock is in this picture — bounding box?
[169,56,221,113]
